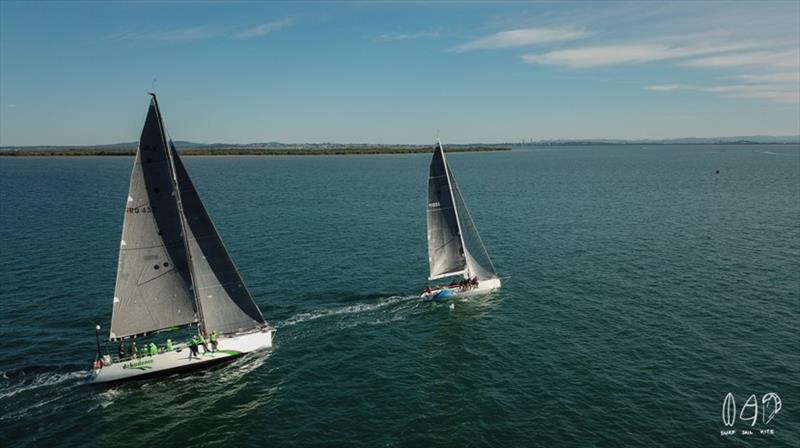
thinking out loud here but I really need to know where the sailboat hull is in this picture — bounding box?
[90,328,275,384]
[420,277,501,300]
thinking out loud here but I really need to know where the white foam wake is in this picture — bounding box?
[0,370,86,400]
[281,295,416,327]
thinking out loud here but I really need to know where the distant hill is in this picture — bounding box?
[2,135,798,151]
[519,135,800,145]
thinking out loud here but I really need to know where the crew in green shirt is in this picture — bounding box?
[210,331,218,352]
[198,334,209,353]
[164,339,173,352]
[189,336,199,358]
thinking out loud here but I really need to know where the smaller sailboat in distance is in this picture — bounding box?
[90,93,275,384]
[421,140,501,300]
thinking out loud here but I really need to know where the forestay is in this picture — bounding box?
[109,100,197,340]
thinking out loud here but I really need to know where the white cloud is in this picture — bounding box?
[645,82,799,104]
[727,72,800,83]
[725,90,799,103]
[522,42,761,68]
[376,31,441,42]
[679,49,800,71]
[107,26,222,42]
[645,84,692,91]
[105,19,293,42]
[233,18,293,39]
[453,27,587,52]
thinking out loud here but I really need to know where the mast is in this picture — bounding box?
[438,140,469,279]
[149,92,206,336]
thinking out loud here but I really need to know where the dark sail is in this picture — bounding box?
[109,99,197,340]
[426,142,467,280]
[170,144,266,334]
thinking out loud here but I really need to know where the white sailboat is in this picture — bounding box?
[421,140,501,300]
[91,94,275,383]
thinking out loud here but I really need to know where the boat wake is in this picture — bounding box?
[0,367,86,402]
[281,294,418,327]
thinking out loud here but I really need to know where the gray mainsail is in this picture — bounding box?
[170,143,267,334]
[427,142,467,280]
[109,99,197,340]
[426,141,497,281]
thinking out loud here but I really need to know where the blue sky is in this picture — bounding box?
[1,1,798,145]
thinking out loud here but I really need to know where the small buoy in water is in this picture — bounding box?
[449,303,455,310]
[715,170,720,174]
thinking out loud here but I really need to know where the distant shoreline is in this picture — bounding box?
[0,146,511,157]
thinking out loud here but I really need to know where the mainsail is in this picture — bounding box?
[426,141,497,281]
[170,143,267,334]
[109,99,197,340]
[427,142,466,280]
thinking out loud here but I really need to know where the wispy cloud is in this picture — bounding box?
[106,26,223,42]
[645,84,693,91]
[453,27,587,52]
[646,82,799,104]
[106,18,293,43]
[233,18,293,39]
[522,42,760,68]
[705,84,799,104]
[679,49,800,71]
[376,31,441,42]
[726,72,800,83]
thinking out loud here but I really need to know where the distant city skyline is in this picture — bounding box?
[1,1,798,146]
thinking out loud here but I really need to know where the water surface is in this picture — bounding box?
[1,145,798,446]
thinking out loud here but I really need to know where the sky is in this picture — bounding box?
[0,1,798,146]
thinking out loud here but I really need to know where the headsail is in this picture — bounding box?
[426,142,467,280]
[170,143,267,334]
[109,99,197,340]
[426,141,497,281]
[448,167,498,280]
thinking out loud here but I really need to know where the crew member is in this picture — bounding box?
[189,336,199,358]
[210,331,218,352]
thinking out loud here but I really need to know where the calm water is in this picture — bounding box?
[1,145,798,447]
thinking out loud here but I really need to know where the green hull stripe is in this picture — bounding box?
[201,349,241,358]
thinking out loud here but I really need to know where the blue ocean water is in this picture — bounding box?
[1,145,798,447]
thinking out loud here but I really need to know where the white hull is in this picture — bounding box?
[420,277,501,300]
[91,328,275,384]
